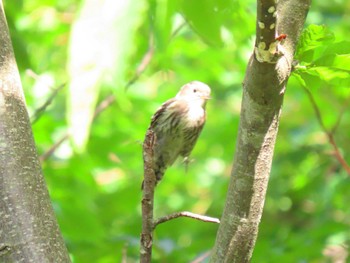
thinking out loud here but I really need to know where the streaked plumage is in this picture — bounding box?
[144,81,211,187]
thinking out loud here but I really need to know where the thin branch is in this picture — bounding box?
[140,130,157,263]
[330,95,350,135]
[328,135,350,175]
[93,94,116,119]
[31,83,66,124]
[39,133,70,162]
[191,251,211,263]
[302,86,327,131]
[169,22,186,42]
[303,86,350,175]
[154,211,220,228]
[121,243,128,263]
[125,34,154,90]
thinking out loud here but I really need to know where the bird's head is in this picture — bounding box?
[176,81,211,107]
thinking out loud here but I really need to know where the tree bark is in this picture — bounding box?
[140,130,156,263]
[210,0,311,262]
[0,2,71,262]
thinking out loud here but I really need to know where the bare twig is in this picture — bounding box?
[125,34,154,90]
[169,22,186,42]
[154,211,220,227]
[328,135,350,175]
[140,130,157,263]
[191,251,211,263]
[93,94,116,119]
[303,86,350,175]
[121,243,128,263]
[39,133,70,162]
[31,83,66,124]
[330,95,350,134]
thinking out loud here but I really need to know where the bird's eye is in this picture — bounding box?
[193,89,197,93]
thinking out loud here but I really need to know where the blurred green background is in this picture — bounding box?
[4,0,350,262]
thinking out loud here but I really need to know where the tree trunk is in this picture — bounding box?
[0,2,71,262]
[210,0,311,262]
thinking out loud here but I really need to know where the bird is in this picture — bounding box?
[142,81,211,188]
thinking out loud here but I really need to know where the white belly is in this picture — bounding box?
[184,105,205,127]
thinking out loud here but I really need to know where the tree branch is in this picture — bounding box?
[31,83,65,124]
[254,0,279,64]
[210,0,311,262]
[39,133,70,162]
[191,251,211,263]
[0,2,71,261]
[303,86,350,175]
[25,69,67,124]
[140,130,157,263]
[154,211,220,227]
[125,35,154,90]
[140,129,219,262]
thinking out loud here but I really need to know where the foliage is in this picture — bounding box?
[4,0,350,262]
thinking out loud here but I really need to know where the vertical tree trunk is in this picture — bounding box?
[210,0,311,262]
[0,2,71,262]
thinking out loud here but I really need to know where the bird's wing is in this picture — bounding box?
[150,98,189,132]
[149,98,176,129]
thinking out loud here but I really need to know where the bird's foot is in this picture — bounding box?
[183,157,194,172]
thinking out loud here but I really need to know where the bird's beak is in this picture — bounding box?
[202,95,211,100]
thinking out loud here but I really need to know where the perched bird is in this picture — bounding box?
[143,81,211,188]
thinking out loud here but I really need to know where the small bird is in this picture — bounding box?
[143,81,211,188]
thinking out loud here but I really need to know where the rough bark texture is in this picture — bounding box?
[210,0,311,262]
[0,3,71,262]
[140,130,156,263]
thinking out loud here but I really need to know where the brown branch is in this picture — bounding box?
[154,211,220,227]
[210,0,311,261]
[31,82,66,124]
[303,86,350,175]
[140,130,157,263]
[330,95,350,135]
[121,243,128,263]
[125,34,154,90]
[169,22,186,41]
[93,94,116,119]
[39,133,70,162]
[191,251,211,263]
[328,135,350,175]
[140,130,218,262]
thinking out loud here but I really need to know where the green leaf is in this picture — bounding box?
[314,54,350,71]
[323,41,350,56]
[309,67,350,86]
[296,25,335,61]
[294,66,350,89]
[292,70,322,90]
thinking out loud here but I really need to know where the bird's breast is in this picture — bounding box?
[183,105,205,127]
